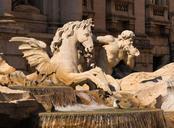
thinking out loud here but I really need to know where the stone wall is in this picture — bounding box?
[0,21,53,73]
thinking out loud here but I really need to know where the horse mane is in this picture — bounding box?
[50,18,93,53]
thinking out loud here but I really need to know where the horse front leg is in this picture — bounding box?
[57,67,112,94]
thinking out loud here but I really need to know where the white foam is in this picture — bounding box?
[55,104,112,112]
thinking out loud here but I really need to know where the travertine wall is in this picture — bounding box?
[0,33,25,71]
[0,27,53,73]
[0,0,11,15]
[134,0,145,34]
[60,0,82,23]
[93,0,106,32]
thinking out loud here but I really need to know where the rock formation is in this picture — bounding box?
[114,63,174,111]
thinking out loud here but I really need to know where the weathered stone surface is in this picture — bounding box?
[0,85,31,101]
[115,81,167,109]
[10,86,77,112]
[76,90,107,105]
[0,85,41,128]
[115,63,174,110]
[164,112,174,128]
[36,109,166,128]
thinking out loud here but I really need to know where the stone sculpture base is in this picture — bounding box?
[9,86,168,128]
[164,112,174,128]
[34,109,166,128]
[0,100,40,128]
[10,86,77,111]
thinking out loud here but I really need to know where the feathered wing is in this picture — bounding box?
[9,37,55,75]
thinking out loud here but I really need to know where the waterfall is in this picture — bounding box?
[35,109,166,128]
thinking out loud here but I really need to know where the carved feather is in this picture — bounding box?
[10,37,55,75]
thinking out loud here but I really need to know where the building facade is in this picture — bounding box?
[0,0,174,73]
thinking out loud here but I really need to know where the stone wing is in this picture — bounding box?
[10,37,55,75]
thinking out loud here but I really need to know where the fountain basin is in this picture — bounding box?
[164,111,174,128]
[34,108,166,128]
[10,86,77,111]
[9,86,167,128]
[9,86,110,111]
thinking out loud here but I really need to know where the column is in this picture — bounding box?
[134,0,145,34]
[60,0,82,23]
[93,0,106,32]
[42,0,61,33]
[0,0,11,16]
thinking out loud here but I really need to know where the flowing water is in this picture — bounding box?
[10,86,167,128]
[34,109,166,128]
[10,86,77,111]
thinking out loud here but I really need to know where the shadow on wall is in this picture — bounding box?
[112,61,134,79]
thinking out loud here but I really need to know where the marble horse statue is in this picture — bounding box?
[10,19,112,94]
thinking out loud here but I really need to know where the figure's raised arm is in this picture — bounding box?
[9,37,55,75]
[96,35,115,45]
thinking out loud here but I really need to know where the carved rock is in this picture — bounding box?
[10,86,78,112]
[0,85,41,128]
[115,63,174,110]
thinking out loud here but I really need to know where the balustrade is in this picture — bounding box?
[153,6,165,16]
[115,1,129,12]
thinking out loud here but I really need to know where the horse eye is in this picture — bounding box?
[85,33,89,37]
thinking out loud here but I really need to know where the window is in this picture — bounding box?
[122,21,129,30]
[159,25,165,35]
[153,56,163,71]
[83,0,87,6]
[115,1,128,12]
[153,0,166,5]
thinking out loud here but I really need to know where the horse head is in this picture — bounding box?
[51,18,94,56]
[75,18,94,54]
